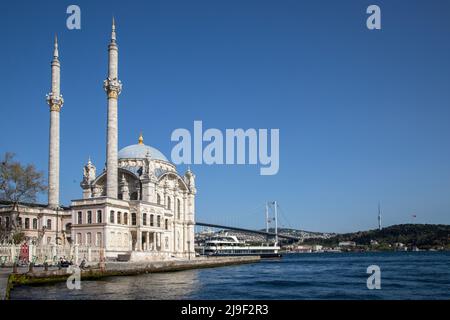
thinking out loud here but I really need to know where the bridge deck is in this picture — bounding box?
[195,222,300,241]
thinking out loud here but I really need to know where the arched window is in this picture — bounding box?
[97,210,102,223]
[25,218,30,229]
[143,213,147,226]
[87,211,92,224]
[165,219,169,230]
[150,214,154,227]
[110,211,115,224]
[157,194,161,205]
[157,215,161,228]
[32,218,37,229]
[167,197,171,210]
[177,199,181,220]
[117,212,122,224]
[47,219,52,230]
[131,213,137,226]
[77,211,82,224]
[124,212,128,225]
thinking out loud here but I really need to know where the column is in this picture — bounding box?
[137,230,142,251]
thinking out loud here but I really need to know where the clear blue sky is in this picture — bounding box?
[1,0,450,233]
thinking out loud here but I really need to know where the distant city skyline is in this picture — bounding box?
[1,0,450,233]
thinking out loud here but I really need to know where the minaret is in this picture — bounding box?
[46,35,64,208]
[103,18,122,198]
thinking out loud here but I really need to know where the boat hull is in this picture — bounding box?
[207,252,282,259]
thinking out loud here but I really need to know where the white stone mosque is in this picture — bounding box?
[0,19,197,261]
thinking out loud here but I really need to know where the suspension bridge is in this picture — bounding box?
[195,201,301,243]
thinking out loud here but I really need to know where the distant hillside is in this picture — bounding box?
[265,228,336,240]
[303,224,450,249]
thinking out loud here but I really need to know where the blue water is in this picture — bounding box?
[10,252,450,300]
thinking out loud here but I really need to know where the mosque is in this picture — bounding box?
[0,20,196,261]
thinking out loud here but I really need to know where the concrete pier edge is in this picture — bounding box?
[4,256,260,300]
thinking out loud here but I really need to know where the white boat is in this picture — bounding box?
[202,234,281,258]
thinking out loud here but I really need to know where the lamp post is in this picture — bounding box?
[187,240,191,260]
[56,206,59,245]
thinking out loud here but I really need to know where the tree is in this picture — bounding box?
[0,152,47,204]
[0,152,47,242]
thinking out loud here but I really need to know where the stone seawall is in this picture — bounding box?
[4,256,260,300]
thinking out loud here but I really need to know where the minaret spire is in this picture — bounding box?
[103,18,122,198]
[46,35,64,208]
[111,17,116,43]
[53,35,59,58]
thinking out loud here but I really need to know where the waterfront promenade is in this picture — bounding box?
[3,256,260,299]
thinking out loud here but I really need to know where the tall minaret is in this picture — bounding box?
[46,36,64,208]
[103,18,122,198]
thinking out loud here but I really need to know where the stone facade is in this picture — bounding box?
[0,202,72,245]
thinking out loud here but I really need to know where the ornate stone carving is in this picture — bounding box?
[103,77,122,99]
[46,92,64,112]
[82,158,96,184]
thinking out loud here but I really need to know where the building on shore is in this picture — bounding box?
[0,20,196,261]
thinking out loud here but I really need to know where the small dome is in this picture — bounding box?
[118,144,168,162]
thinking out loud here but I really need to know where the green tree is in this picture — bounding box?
[0,152,47,203]
[0,152,47,242]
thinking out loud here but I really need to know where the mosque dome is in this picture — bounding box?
[118,134,168,162]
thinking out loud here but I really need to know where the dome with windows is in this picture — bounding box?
[118,134,168,162]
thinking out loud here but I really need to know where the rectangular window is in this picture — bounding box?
[110,211,115,224]
[157,215,161,228]
[97,210,102,223]
[33,219,37,229]
[78,211,82,224]
[96,232,102,246]
[77,233,82,245]
[87,232,92,245]
[25,218,30,229]
[87,211,92,224]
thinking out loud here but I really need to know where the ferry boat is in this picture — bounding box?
[201,234,282,258]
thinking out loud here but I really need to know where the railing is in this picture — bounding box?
[0,242,102,266]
